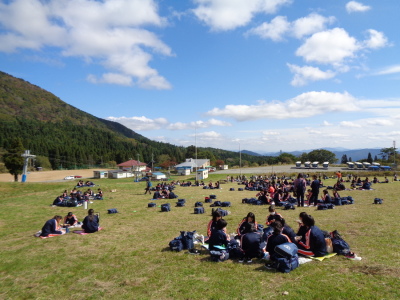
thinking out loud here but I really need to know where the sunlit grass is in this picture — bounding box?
[0,171,399,299]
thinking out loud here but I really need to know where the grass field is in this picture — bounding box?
[0,171,399,299]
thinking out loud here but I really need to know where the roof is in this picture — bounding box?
[117,160,147,167]
[175,158,210,168]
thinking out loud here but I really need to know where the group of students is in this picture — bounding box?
[205,206,328,263]
[39,209,100,238]
[52,188,104,206]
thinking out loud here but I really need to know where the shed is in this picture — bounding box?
[197,169,209,180]
[152,172,167,180]
[176,167,191,176]
[93,170,108,179]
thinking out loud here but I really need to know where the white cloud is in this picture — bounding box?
[207,91,359,121]
[309,130,322,134]
[363,29,388,49]
[168,119,232,130]
[246,16,290,41]
[287,64,336,86]
[340,121,361,128]
[375,65,400,75]
[296,28,360,66]
[346,1,371,13]
[106,116,169,131]
[192,0,292,31]
[189,131,222,140]
[327,133,348,138]
[291,13,335,39]
[262,131,280,136]
[247,13,334,41]
[366,119,394,126]
[0,0,172,89]
[87,73,133,86]
[321,121,333,126]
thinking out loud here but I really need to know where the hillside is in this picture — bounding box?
[0,71,264,169]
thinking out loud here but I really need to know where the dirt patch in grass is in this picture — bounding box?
[354,265,400,277]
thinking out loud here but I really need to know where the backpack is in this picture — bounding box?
[284,203,295,210]
[317,204,328,210]
[330,230,351,255]
[275,255,299,273]
[148,202,156,208]
[195,201,203,207]
[194,207,205,214]
[107,208,118,214]
[374,198,383,204]
[180,231,196,250]
[161,203,171,212]
[295,179,306,193]
[169,239,183,251]
[274,242,299,273]
[221,201,231,207]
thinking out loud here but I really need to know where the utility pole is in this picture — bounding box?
[21,150,36,183]
[137,154,140,182]
[195,124,198,181]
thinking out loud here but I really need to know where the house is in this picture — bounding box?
[174,158,210,172]
[219,164,228,170]
[117,159,147,172]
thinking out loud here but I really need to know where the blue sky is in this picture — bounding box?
[1,0,399,153]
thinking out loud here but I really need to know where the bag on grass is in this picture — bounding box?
[194,207,205,214]
[107,208,118,214]
[161,203,171,212]
[148,202,156,208]
[195,201,203,207]
[274,242,298,258]
[169,238,183,252]
[180,231,196,250]
[330,230,350,255]
[275,255,299,273]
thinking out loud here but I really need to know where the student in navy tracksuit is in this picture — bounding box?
[82,209,99,233]
[266,221,291,261]
[296,214,327,257]
[266,205,283,225]
[206,210,222,240]
[322,190,332,204]
[310,175,320,206]
[240,223,265,262]
[208,219,229,261]
[237,212,258,237]
[40,215,63,237]
[64,212,78,226]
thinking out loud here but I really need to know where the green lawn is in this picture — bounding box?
[0,172,399,299]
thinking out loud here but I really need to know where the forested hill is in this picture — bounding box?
[0,71,265,169]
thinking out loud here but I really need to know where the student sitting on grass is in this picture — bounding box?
[265,220,291,262]
[208,219,230,262]
[266,205,283,225]
[64,212,78,227]
[237,212,258,237]
[206,210,222,240]
[82,209,99,233]
[295,214,327,257]
[40,215,64,237]
[240,222,266,263]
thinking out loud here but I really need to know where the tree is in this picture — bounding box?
[185,145,196,158]
[374,155,378,161]
[341,154,348,164]
[367,152,373,164]
[3,139,25,182]
[215,159,225,167]
[307,149,337,164]
[380,147,396,161]
[277,152,297,164]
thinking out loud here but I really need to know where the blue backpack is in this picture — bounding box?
[274,242,299,273]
